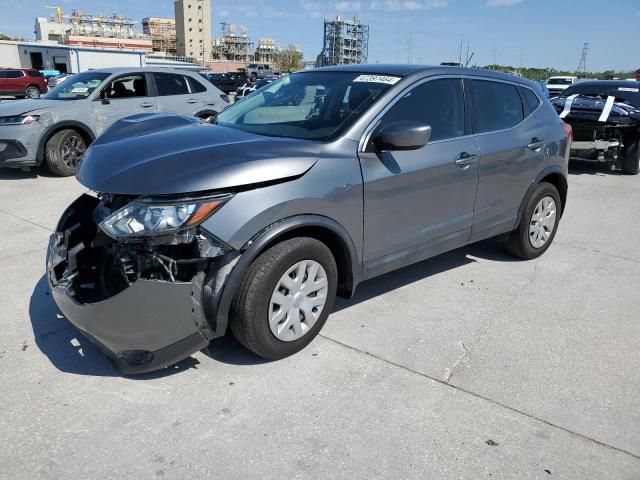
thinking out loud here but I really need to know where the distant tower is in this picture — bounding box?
[576,42,589,76]
[316,15,369,67]
[175,0,212,65]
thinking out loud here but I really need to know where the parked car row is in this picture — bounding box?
[0,67,229,175]
[45,65,571,374]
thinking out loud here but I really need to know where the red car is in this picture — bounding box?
[0,68,48,99]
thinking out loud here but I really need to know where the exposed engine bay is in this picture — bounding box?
[50,193,226,305]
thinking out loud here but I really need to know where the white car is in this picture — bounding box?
[546,76,578,97]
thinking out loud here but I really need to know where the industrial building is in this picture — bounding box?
[212,23,253,63]
[174,0,212,65]
[255,38,277,64]
[316,15,369,67]
[34,8,152,52]
[142,17,177,54]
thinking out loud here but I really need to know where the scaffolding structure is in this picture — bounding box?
[142,17,176,54]
[255,38,277,64]
[316,15,369,67]
[66,9,149,39]
[212,23,254,62]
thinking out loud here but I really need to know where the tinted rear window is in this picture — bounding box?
[154,73,190,96]
[472,80,524,134]
[522,88,541,112]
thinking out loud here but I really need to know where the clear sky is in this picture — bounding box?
[0,0,638,72]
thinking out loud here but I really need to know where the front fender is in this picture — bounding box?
[202,214,361,338]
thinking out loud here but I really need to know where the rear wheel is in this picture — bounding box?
[25,86,41,99]
[621,140,640,175]
[505,182,561,259]
[230,237,338,360]
[45,129,87,177]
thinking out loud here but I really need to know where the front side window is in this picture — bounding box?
[378,78,465,142]
[154,73,190,96]
[104,74,148,99]
[472,80,524,134]
[216,71,396,140]
[44,71,110,100]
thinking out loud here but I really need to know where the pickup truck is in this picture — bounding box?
[245,63,275,81]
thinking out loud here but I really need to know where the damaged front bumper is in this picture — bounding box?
[46,194,224,375]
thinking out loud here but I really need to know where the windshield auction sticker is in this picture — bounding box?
[354,75,401,85]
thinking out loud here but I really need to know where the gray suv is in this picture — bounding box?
[0,68,228,176]
[47,66,571,374]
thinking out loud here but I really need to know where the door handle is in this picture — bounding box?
[139,102,154,108]
[454,153,479,168]
[186,99,198,104]
[527,138,545,150]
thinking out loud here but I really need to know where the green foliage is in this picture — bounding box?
[275,44,303,73]
[481,64,636,81]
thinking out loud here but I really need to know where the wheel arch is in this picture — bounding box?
[516,166,568,226]
[36,121,96,165]
[206,215,362,338]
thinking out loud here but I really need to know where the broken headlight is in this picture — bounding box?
[99,195,231,239]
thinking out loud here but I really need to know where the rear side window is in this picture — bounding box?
[472,80,524,134]
[6,70,24,79]
[522,88,541,112]
[379,78,465,142]
[186,76,207,93]
[154,73,190,96]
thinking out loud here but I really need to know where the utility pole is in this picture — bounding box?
[406,32,413,64]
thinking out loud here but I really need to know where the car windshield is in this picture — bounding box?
[563,84,640,107]
[44,71,110,100]
[216,71,398,140]
[547,78,573,85]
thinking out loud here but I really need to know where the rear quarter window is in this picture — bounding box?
[472,80,524,134]
[28,70,44,78]
[186,76,207,93]
[521,88,541,112]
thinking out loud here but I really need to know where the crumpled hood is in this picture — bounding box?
[76,113,321,196]
[0,99,71,116]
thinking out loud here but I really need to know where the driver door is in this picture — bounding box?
[93,73,156,134]
[358,78,480,268]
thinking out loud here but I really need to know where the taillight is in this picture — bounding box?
[561,122,573,142]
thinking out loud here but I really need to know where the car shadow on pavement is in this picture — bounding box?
[0,167,55,180]
[29,275,201,378]
[29,239,520,375]
[568,160,622,176]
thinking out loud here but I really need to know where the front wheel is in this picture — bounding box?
[25,86,41,99]
[230,237,338,360]
[505,182,562,259]
[621,140,640,175]
[45,129,87,176]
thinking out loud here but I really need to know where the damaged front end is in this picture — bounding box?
[47,193,235,374]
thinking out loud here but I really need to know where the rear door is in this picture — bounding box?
[92,73,157,134]
[4,70,25,94]
[359,77,480,264]
[469,79,548,241]
[153,72,203,116]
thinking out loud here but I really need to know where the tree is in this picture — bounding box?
[275,44,303,73]
[0,33,23,41]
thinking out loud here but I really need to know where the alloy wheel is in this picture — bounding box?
[269,260,328,342]
[529,196,557,248]
[61,135,86,170]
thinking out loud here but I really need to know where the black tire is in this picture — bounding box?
[25,86,41,99]
[45,129,87,177]
[621,140,640,175]
[505,182,562,260]
[197,111,218,123]
[230,237,338,360]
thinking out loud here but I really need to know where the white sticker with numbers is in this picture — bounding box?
[353,75,401,85]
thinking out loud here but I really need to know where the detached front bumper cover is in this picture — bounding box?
[46,194,211,374]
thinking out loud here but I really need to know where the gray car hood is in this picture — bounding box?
[76,113,321,196]
[0,99,71,116]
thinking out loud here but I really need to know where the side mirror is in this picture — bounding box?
[101,90,110,105]
[373,121,431,151]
